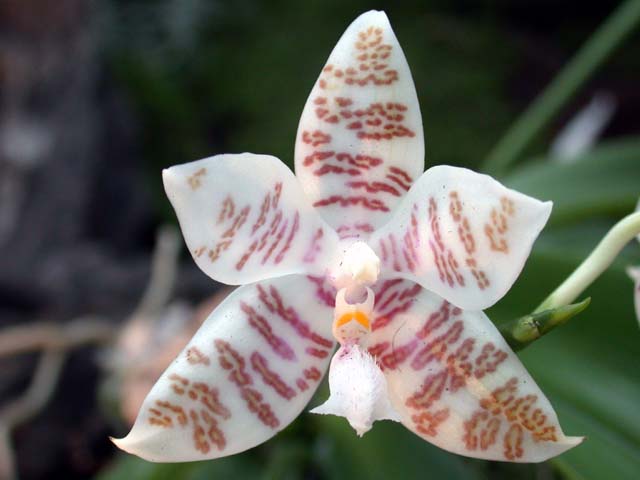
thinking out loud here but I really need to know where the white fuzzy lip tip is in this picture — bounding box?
[311,344,400,436]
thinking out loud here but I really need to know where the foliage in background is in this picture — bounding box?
[98,1,640,479]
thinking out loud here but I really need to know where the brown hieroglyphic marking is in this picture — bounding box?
[313,195,389,212]
[386,166,412,191]
[428,197,465,288]
[305,347,329,358]
[346,180,401,197]
[241,388,280,429]
[146,373,230,454]
[252,190,272,235]
[346,103,415,140]
[186,346,210,366]
[301,129,331,147]
[295,366,324,393]
[304,150,382,173]
[371,279,421,331]
[504,424,524,460]
[148,400,187,428]
[257,284,333,357]
[250,351,297,400]
[306,275,336,307]
[304,366,322,381]
[303,228,324,263]
[167,374,231,419]
[314,101,415,140]
[336,223,375,239]
[367,341,390,358]
[234,182,303,271]
[376,204,421,274]
[190,409,226,453]
[411,408,450,437]
[463,377,558,460]
[209,181,303,270]
[473,343,508,379]
[240,301,296,361]
[187,168,206,190]
[318,26,398,88]
[369,299,510,439]
[209,204,250,262]
[463,411,500,451]
[215,340,251,386]
[449,191,490,290]
[215,339,280,428]
[296,378,309,392]
[485,196,515,254]
[301,95,416,225]
[217,196,235,225]
[403,204,421,271]
[379,337,418,370]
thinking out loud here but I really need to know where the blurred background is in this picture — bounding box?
[1,0,639,479]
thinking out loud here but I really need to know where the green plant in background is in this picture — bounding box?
[100,1,640,479]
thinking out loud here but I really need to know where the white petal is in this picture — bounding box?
[365,283,583,462]
[369,165,552,310]
[311,344,400,436]
[294,10,424,239]
[113,275,335,461]
[164,153,340,285]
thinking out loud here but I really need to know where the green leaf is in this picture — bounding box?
[491,225,640,480]
[312,415,485,480]
[96,452,262,480]
[482,0,640,175]
[503,139,640,225]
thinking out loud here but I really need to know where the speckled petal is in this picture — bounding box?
[163,153,340,285]
[113,275,335,462]
[369,165,552,310]
[365,282,583,462]
[295,10,424,239]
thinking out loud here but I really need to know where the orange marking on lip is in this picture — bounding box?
[337,311,370,330]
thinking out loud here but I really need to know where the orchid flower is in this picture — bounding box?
[113,11,582,463]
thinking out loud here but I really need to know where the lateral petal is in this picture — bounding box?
[164,153,340,285]
[369,165,552,310]
[113,275,335,461]
[366,283,583,462]
[295,10,424,239]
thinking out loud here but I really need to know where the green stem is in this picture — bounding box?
[536,211,640,312]
[482,0,640,175]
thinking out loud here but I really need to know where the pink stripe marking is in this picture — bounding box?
[241,302,296,361]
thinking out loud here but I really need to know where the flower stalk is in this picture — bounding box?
[536,211,640,312]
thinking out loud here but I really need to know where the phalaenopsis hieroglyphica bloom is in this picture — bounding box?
[114,11,583,463]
